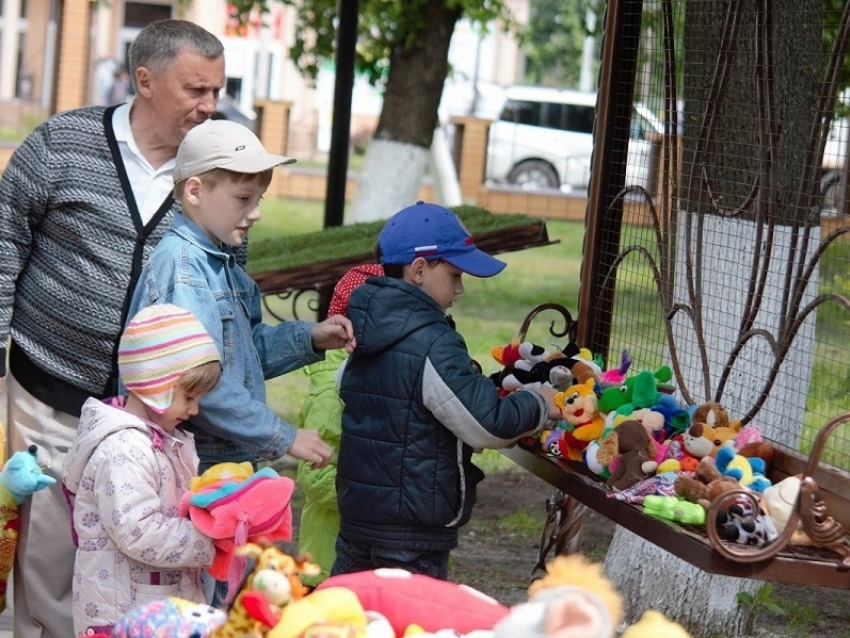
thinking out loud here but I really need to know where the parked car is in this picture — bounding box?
[821,116,849,211]
[484,86,663,192]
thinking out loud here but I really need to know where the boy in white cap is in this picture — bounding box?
[126,119,355,477]
[333,201,561,579]
[63,304,221,636]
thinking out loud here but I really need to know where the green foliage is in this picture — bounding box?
[498,509,545,536]
[277,0,514,88]
[780,598,819,638]
[520,0,595,88]
[736,583,787,632]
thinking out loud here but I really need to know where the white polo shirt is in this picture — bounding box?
[112,101,176,225]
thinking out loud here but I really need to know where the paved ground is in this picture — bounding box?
[0,606,12,636]
[1,578,14,637]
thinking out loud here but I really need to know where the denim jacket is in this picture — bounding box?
[126,213,322,468]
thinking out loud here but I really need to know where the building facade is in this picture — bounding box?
[0,0,526,157]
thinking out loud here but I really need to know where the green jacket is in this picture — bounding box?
[296,348,347,584]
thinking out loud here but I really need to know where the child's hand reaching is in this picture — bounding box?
[289,428,334,469]
[311,315,357,354]
[534,386,563,421]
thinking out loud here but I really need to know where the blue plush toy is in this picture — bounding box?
[714,445,771,493]
[0,445,56,612]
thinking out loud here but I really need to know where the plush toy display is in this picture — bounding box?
[596,420,658,491]
[0,445,55,613]
[674,457,738,509]
[210,542,320,638]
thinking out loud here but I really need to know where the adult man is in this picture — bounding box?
[0,19,226,638]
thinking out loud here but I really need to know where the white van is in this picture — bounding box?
[484,86,664,192]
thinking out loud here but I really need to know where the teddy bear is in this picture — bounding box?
[674,456,739,509]
[759,475,815,546]
[690,401,739,431]
[555,378,606,462]
[596,419,658,491]
[683,401,741,456]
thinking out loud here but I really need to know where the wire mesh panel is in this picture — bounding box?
[582,0,850,478]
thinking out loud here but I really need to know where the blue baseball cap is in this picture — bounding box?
[378,202,506,278]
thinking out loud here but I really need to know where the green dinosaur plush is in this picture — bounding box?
[598,366,673,416]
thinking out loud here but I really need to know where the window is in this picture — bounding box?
[123,2,171,29]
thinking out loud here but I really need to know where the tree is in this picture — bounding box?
[521,0,594,88]
[598,0,828,634]
[277,0,514,222]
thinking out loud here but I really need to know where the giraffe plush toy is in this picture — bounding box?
[209,541,321,638]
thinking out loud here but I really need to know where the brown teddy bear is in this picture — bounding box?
[674,456,738,509]
[682,401,741,459]
[597,420,658,491]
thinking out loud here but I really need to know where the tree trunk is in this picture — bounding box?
[605,0,821,634]
[350,0,462,222]
[606,528,755,635]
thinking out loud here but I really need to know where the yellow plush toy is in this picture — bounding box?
[190,460,254,491]
[621,610,692,638]
[556,379,606,462]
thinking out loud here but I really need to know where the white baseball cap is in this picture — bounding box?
[173,119,295,183]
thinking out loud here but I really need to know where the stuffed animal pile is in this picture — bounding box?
[179,462,297,603]
[113,549,694,638]
[488,336,794,550]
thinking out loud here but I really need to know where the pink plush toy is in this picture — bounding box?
[179,465,295,602]
[600,349,632,385]
[316,568,510,635]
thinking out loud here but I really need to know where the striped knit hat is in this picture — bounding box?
[119,304,221,414]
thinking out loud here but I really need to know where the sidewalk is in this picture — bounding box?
[0,609,11,637]
[1,576,14,637]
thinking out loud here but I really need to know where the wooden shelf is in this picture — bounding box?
[501,445,850,589]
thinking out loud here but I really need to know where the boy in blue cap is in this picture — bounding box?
[333,201,560,579]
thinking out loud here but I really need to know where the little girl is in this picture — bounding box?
[63,304,221,636]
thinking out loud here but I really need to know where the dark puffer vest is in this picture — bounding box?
[337,276,547,551]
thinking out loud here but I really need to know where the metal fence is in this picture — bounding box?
[580,0,850,474]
